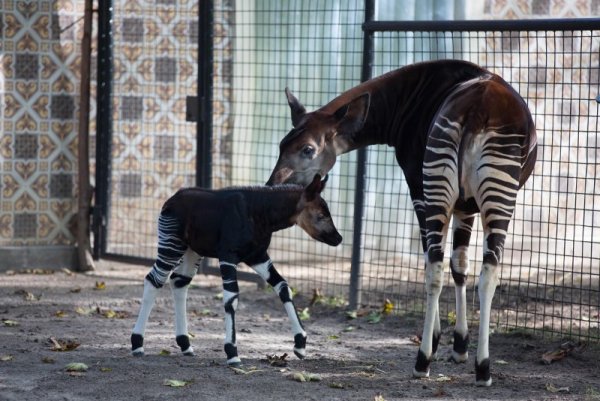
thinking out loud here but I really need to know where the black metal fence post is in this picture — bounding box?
[197,0,213,189]
[92,0,113,260]
[348,0,375,310]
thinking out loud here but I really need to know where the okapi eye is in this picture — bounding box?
[301,145,315,158]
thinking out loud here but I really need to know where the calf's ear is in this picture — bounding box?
[285,87,306,127]
[304,174,323,201]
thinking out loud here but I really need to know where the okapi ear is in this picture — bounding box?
[304,174,323,201]
[285,87,306,127]
[333,92,370,135]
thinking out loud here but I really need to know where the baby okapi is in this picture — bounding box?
[131,174,342,366]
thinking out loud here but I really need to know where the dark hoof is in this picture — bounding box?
[132,349,144,357]
[227,358,242,367]
[450,350,468,363]
[176,335,193,355]
[293,348,306,359]
[131,333,144,356]
[413,349,431,378]
[475,358,492,386]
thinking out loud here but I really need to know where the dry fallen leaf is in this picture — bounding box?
[49,337,80,352]
[159,349,171,356]
[94,281,106,290]
[65,362,88,372]
[163,379,190,387]
[96,307,129,319]
[1,355,14,362]
[15,289,40,301]
[42,356,55,364]
[309,288,324,306]
[265,353,289,367]
[230,366,264,375]
[381,299,394,315]
[70,287,82,293]
[75,307,94,315]
[288,371,322,382]
[54,310,67,318]
[409,334,422,345]
[546,383,570,393]
[541,341,581,365]
[2,319,19,327]
[100,367,112,372]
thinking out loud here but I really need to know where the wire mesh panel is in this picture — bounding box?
[104,2,199,259]
[211,0,364,296]
[359,26,600,341]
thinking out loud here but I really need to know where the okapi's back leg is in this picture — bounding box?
[251,258,307,359]
[413,116,460,378]
[219,260,242,366]
[131,212,188,356]
[170,248,203,355]
[469,126,524,386]
[449,209,476,363]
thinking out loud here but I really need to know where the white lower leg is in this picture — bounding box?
[223,290,241,365]
[476,263,498,387]
[131,280,159,355]
[414,261,444,378]
[452,283,469,362]
[171,283,193,355]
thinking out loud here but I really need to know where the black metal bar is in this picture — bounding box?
[92,0,113,260]
[363,18,600,33]
[197,0,213,189]
[348,0,375,311]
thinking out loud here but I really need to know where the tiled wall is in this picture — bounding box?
[1,0,84,248]
[484,0,598,17]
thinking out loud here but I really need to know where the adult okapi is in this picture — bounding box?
[266,59,537,386]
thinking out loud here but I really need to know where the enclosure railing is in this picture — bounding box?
[94,0,600,342]
[209,6,600,342]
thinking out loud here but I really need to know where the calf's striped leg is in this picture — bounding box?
[450,211,475,363]
[220,261,241,366]
[131,213,188,356]
[251,259,307,359]
[170,249,202,355]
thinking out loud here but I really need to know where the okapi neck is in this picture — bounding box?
[253,189,302,233]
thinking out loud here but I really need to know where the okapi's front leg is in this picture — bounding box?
[170,248,203,355]
[219,261,242,366]
[251,258,307,359]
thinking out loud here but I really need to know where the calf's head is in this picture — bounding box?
[266,88,370,186]
[294,174,342,247]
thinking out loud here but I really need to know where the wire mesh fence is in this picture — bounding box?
[210,5,600,342]
[96,0,600,342]
[359,24,600,341]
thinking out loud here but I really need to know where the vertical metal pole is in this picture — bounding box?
[197,0,213,189]
[92,0,113,260]
[77,0,95,271]
[348,0,375,310]
[197,0,213,274]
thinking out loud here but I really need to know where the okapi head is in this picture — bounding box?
[266,88,370,186]
[294,174,342,247]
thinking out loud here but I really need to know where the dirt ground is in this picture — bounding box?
[1,260,599,401]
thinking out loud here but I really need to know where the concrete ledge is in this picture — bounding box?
[0,246,78,271]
